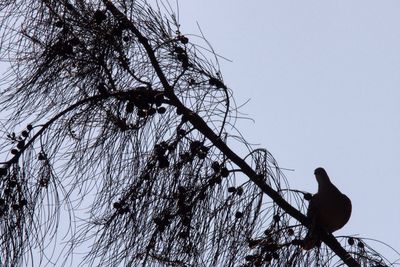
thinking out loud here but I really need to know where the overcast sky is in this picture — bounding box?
[0,0,399,264]
[178,0,400,260]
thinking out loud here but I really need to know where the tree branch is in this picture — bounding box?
[103,1,360,266]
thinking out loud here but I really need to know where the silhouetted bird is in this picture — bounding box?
[302,167,352,250]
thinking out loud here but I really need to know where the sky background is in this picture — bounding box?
[178,0,400,260]
[0,0,399,264]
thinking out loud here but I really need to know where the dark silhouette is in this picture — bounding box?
[0,1,396,266]
[302,167,352,250]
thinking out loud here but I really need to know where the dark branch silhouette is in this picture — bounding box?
[0,1,397,266]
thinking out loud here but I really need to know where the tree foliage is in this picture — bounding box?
[0,1,397,266]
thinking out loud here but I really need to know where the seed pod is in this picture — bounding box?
[208,77,227,89]
[137,109,147,117]
[0,168,7,177]
[8,180,17,188]
[287,228,294,236]
[17,141,25,150]
[65,3,74,10]
[197,150,207,160]
[177,53,189,69]
[236,187,244,196]
[208,177,216,187]
[148,108,157,116]
[126,101,134,113]
[198,191,206,200]
[167,144,175,152]
[178,231,189,239]
[245,255,255,262]
[97,83,107,94]
[264,229,272,236]
[227,187,236,193]
[155,143,167,156]
[158,156,169,169]
[235,211,243,219]
[220,167,229,177]
[248,239,260,248]
[177,129,186,136]
[55,20,63,28]
[177,186,186,193]
[39,178,49,187]
[69,37,80,46]
[174,46,185,54]
[190,141,202,154]
[265,254,272,262]
[4,188,11,195]
[179,36,189,44]
[180,152,191,162]
[94,10,107,24]
[154,93,164,106]
[181,216,191,226]
[38,153,46,161]
[134,94,150,110]
[118,207,129,215]
[60,43,73,55]
[211,161,220,172]
[157,107,166,114]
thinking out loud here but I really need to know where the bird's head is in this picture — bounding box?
[314,167,331,184]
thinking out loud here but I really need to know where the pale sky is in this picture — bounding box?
[178,0,400,260]
[0,0,399,265]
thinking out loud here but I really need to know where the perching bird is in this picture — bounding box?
[302,167,352,250]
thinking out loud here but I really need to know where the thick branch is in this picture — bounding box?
[104,1,359,266]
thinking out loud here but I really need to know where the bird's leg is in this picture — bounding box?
[301,215,319,250]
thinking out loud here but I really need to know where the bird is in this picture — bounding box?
[302,167,352,250]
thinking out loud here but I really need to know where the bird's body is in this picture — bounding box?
[303,167,352,250]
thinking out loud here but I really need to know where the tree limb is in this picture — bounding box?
[103,1,360,266]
